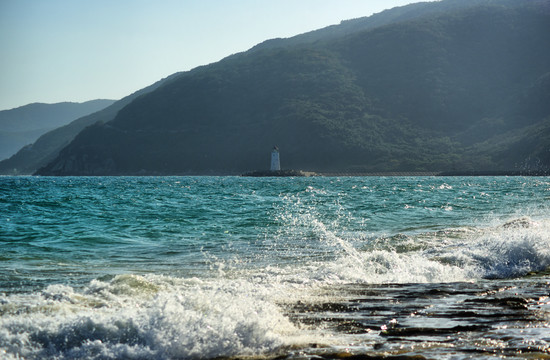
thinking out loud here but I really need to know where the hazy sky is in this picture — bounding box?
[1,0,423,110]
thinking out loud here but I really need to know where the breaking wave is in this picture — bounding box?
[0,275,299,360]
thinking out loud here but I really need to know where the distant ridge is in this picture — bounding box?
[0,100,115,161]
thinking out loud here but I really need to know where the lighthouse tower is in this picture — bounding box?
[270,146,281,171]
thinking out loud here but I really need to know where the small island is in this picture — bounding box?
[241,147,317,177]
[241,169,317,177]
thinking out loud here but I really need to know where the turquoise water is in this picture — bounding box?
[1,176,549,359]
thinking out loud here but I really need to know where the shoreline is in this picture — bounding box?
[242,170,550,177]
[5,169,549,177]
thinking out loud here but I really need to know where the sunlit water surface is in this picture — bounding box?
[1,176,549,359]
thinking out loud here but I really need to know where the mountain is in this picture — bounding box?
[0,74,182,175]
[37,0,550,176]
[0,100,115,161]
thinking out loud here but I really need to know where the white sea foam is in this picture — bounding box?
[303,215,550,284]
[325,249,474,284]
[0,274,299,360]
[279,216,475,285]
[462,217,550,279]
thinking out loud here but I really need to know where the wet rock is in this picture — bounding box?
[380,325,489,337]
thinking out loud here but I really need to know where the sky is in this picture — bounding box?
[1,0,423,111]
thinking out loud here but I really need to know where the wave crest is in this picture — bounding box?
[0,275,296,360]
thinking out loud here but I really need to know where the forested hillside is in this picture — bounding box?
[36,0,550,176]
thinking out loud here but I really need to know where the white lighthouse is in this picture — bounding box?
[270,146,281,171]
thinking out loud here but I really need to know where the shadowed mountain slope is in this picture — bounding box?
[37,0,550,176]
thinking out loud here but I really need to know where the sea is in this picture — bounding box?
[0,176,549,360]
